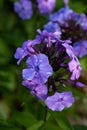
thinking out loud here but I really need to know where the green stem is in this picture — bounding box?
[44,106,48,122]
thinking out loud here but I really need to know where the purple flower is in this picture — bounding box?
[14,38,40,64]
[22,76,39,89]
[37,0,56,14]
[73,41,87,58]
[22,53,53,83]
[31,83,48,100]
[45,91,74,111]
[50,6,74,27]
[37,29,61,40]
[14,0,33,20]
[37,29,61,47]
[74,13,87,30]
[22,77,48,100]
[68,57,82,80]
[62,42,75,59]
[44,21,61,33]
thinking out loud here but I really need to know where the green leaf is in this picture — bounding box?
[73,125,87,130]
[0,100,9,120]
[50,111,73,130]
[0,39,10,64]
[80,56,87,70]
[44,116,63,130]
[0,121,21,130]
[14,111,37,127]
[27,121,43,130]
[0,71,16,91]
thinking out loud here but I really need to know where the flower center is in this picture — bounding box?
[76,65,80,70]
[58,98,63,102]
[35,66,39,72]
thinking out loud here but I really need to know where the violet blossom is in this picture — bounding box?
[68,57,82,80]
[45,92,74,111]
[14,0,33,20]
[37,0,56,15]
[50,6,74,27]
[22,53,53,83]
[14,38,40,64]
[22,77,48,100]
[31,83,48,100]
[73,41,87,58]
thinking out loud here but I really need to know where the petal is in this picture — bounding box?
[39,64,53,72]
[39,64,53,83]
[75,82,85,87]
[22,68,35,80]
[62,98,74,108]
[26,55,38,68]
[22,80,32,89]
[55,102,64,111]
[14,48,24,59]
[70,70,80,80]
[39,64,53,74]
[14,48,27,65]
[68,59,76,72]
[75,70,81,79]
[46,92,59,102]
[31,84,48,100]
[39,71,51,83]
[45,92,66,111]
[37,54,49,65]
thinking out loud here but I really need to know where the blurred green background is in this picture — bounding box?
[0,0,87,130]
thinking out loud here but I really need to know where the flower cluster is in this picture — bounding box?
[14,0,56,19]
[14,23,83,111]
[14,0,86,111]
[47,0,87,58]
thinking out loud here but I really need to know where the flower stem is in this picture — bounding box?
[44,106,48,122]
